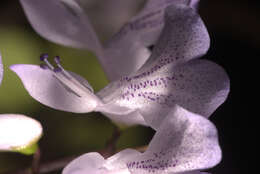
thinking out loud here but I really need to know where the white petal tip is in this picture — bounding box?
[0,114,43,152]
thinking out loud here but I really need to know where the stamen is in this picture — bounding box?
[54,56,61,64]
[38,54,95,98]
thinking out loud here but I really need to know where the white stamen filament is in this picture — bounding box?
[40,56,103,108]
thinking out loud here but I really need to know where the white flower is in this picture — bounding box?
[0,114,42,152]
[11,4,229,129]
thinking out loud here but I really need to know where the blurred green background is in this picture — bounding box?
[0,0,254,174]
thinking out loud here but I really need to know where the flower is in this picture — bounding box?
[11,4,230,129]
[62,106,221,174]
[0,54,42,152]
[19,0,200,81]
[0,114,42,152]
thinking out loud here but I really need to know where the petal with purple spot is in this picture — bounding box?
[127,106,221,174]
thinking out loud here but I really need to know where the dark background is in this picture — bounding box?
[0,0,254,173]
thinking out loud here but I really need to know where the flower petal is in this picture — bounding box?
[10,64,101,113]
[0,114,42,151]
[63,149,140,174]
[139,4,210,71]
[105,59,229,129]
[104,149,141,170]
[19,0,101,51]
[62,152,105,174]
[104,1,201,81]
[101,110,147,126]
[139,59,230,128]
[127,106,221,174]
[78,0,145,39]
[0,53,3,84]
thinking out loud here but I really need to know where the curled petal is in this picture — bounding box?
[0,53,3,84]
[10,64,101,113]
[0,114,42,151]
[127,106,221,174]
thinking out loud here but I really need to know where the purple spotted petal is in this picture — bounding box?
[139,59,230,128]
[98,59,229,129]
[0,54,3,84]
[139,4,209,71]
[127,106,221,174]
[104,1,202,80]
[10,64,101,113]
[103,149,141,170]
[62,106,219,174]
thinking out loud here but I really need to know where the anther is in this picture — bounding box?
[54,67,62,73]
[40,53,49,61]
[54,56,61,65]
[40,64,49,70]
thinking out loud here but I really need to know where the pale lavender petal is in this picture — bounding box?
[78,0,146,40]
[189,0,200,10]
[104,42,151,81]
[101,110,147,126]
[104,149,141,170]
[106,59,229,129]
[0,114,42,151]
[0,53,3,84]
[140,59,230,128]
[10,64,101,113]
[62,152,105,174]
[139,4,209,71]
[127,106,221,174]
[104,1,201,80]
[96,81,146,125]
[19,0,101,51]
